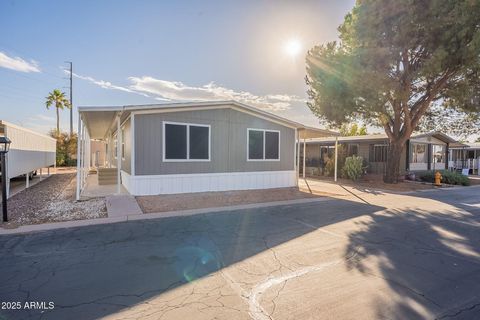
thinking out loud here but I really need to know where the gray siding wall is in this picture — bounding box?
[134,108,295,175]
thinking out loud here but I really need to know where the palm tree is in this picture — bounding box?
[45,89,71,135]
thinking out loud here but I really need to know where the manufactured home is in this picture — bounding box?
[449,142,480,175]
[76,101,335,199]
[0,120,56,197]
[300,132,457,176]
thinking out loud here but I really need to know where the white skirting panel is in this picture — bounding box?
[121,170,296,196]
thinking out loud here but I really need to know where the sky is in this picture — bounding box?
[0,0,356,134]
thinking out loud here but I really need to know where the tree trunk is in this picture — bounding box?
[56,107,60,135]
[384,140,405,183]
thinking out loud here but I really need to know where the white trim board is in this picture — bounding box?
[121,170,296,196]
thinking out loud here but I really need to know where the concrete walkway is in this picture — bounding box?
[106,195,142,217]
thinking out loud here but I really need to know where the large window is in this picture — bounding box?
[247,129,280,161]
[163,122,210,161]
[410,143,427,163]
[370,144,388,162]
[432,144,445,163]
[347,144,359,156]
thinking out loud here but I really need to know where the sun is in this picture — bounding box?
[284,38,302,57]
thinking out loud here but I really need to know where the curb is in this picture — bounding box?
[0,197,330,236]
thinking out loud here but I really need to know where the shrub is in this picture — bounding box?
[418,170,470,186]
[323,145,347,177]
[324,157,335,176]
[342,155,365,181]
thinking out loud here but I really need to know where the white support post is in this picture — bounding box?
[131,113,135,176]
[76,116,82,201]
[302,138,306,179]
[334,136,338,182]
[26,172,29,188]
[116,115,122,194]
[294,128,298,186]
[297,131,301,179]
[80,123,85,187]
[39,168,42,181]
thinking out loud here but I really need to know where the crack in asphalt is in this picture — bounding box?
[437,301,480,319]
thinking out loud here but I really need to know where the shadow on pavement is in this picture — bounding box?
[0,197,383,320]
[345,200,480,319]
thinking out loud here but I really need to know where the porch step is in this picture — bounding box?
[98,168,118,185]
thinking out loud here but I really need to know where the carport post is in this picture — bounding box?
[76,116,82,201]
[116,115,121,194]
[302,138,306,179]
[297,131,301,179]
[26,172,29,188]
[47,167,50,176]
[334,136,338,182]
[39,168,42,181]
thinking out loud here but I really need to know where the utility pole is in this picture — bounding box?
[65,61,73,136]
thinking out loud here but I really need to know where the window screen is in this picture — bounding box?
[265,131,279,159]
[165,124,187,159]
[248,130,264,160]
[189,125,209,159]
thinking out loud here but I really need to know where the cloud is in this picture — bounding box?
[32,114,55,122]
[0,52,40,73]
[73,72,307,112]
[128,76,304,111]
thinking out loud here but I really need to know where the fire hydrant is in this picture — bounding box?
[434,171,442,186]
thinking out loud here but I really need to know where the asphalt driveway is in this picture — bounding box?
[1,186,479,319]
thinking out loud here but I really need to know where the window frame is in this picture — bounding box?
[121,128,126,160]
[410,142,427,163]
[247,128,281,162]
[371,144,388,162]
[113,136,118,159]
[162,121,211,162]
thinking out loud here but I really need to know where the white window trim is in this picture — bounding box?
[247,128,281,162]
[162,121,211,162]
[113,137,118,160]
[121,128,126,161]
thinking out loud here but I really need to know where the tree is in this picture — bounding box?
[306,0,480,183]
[340,123,368,136]
[45,89,71,135]
[48,130,77,166]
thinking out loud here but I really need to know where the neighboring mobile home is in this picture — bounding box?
[301,132,457,176]
[449,142,480,175]
[76,101,334,198]
[0,120,56,197]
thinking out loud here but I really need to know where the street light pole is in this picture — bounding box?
[1,153,7,222]
[0,136,11,223]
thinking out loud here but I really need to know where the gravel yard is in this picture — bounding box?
[2,171,106,228]
[136,187,321,213]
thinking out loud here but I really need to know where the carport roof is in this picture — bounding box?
[78,100,339,140]
[304,131,459,145]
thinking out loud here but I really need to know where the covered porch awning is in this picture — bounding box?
[76,107,125,200]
